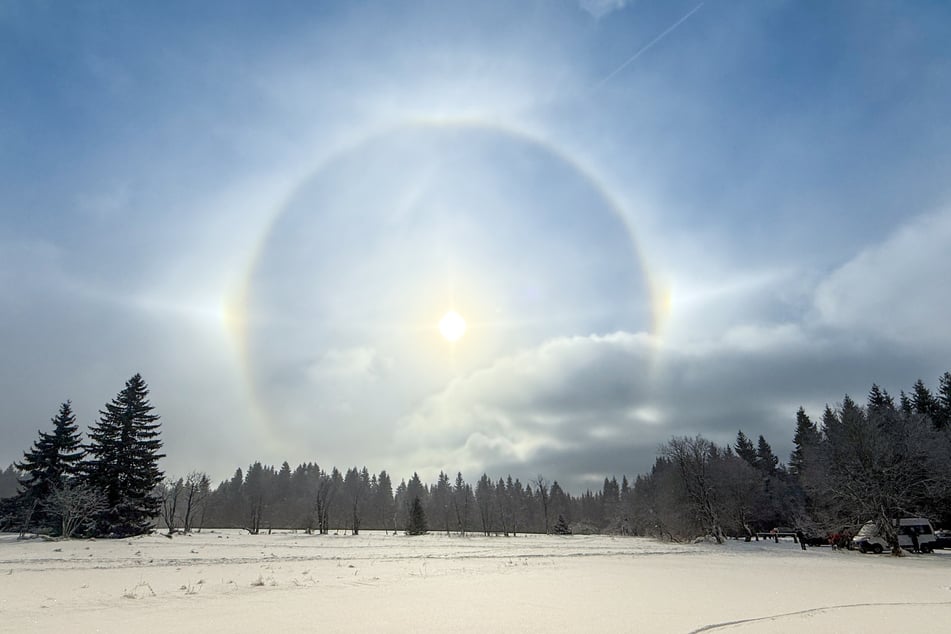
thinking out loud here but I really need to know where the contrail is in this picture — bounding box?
[595,2,705,89]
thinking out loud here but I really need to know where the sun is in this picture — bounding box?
[438,310,467,342]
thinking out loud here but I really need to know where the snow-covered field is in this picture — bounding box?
[1,531,949,632]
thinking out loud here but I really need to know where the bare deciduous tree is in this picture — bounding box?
[158,477,184,535]
[43,482,107,538]
[314,469,337,535]
[662,436,726,543]
[711,454,762,541]
[180,471,210,533]
[533,475,550,534]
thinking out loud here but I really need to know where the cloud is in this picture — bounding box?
[813,209,951,345]
[397,328,830,488]
[394,207,951,490]
[403,332,657,433]
[307,347,391,382]
[578,0,632,19]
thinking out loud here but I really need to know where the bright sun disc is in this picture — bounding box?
[438,311,467,342]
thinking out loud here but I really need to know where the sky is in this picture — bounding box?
[2,0,950,492]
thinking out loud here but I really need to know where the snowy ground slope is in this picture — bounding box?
[1,531,949,633]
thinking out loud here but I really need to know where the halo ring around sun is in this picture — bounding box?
[231,117,662,434]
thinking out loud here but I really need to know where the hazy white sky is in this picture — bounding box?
[2,0,950,491]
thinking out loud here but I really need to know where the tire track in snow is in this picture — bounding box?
[688,601,951,633]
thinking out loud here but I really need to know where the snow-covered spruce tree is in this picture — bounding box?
[553,514,572,535]
[85,374,165,536]
[14,401,85,532]
[733,431,757,467]
[405,495,428,535]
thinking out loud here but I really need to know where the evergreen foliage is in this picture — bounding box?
[867,383,894,412]
[552,513,571,535]
[430,471,453,535]
[405,496,428,535]
[936,372,951,430]
[754,436,779,476]
[84,373,165,536]
[734,431,757,467]
[13,401,85,532]
[475,473,494,536]
[16,401,84,498]
[911,379,939,423]
[789,407,820,476]
[899,390,913,415]
[375,470,395,534]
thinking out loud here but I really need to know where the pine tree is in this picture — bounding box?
[506,476,523,536]
[867,384,895,413]
[553,513,572,535]
[601,477,620,525]
[85,374,165,536]
[935,371,951,430]
[911,379,939,425]
[405,496,428,535]
[430,471,453,535]
[453,472,472,535]
[899,390,913,415]
[734,430,757,467]
[15,401,85,530]
[549,481,570,528]
[754,435,778,476]
[376,470,394,534]
[475,473,494,536]
[790,407,820,476]
[820,404,839,440]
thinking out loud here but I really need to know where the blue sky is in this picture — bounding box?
[2,0,950,491]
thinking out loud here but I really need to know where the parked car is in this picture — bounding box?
[934,529,951,550]
[850,518,938,554]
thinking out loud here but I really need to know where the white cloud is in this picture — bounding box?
[719,323,811,354]
[307,347,391,382]
[661,266,802,345]
[578,0,632,19]
[813,209,951,345]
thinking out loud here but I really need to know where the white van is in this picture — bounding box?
[850,517,937,554]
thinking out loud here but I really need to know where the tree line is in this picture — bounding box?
[630,372,951,549]
[187,464,631,537]
[2,370,949,543]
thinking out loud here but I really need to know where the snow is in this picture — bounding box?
[1,531,949,632]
